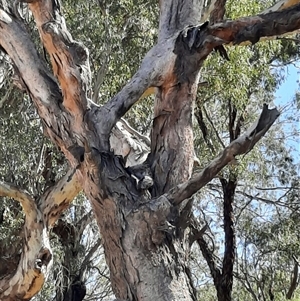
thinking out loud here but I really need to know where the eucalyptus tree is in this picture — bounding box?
[1,0,300,301]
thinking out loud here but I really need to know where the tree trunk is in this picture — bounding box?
[1,0,298,300]
[216,178,237,301]
[80,151,196,301]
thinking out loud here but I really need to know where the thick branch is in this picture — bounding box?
[183,3,300,53]
[94,42,176,150]
[42,169,81,227]
[210,3,300,45]
[0,182,36,216]
[0,9,61,106]
[0,169,81,300]
[28,0,90,115]
[170,104,280,205]
[0,9,81,161]
[0,184,51,301]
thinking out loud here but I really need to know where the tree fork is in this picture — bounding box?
[1,0,300,300]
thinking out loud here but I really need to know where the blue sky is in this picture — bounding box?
[275,64,299,104]
[274,64,299,164]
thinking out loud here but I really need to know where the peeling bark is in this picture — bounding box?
[0,171,80,301]
[1,0,299,300]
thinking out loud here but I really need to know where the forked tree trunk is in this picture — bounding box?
[1,0,299,300]
[77,2,204,300]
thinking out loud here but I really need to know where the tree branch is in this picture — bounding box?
[211,3,300,45]
[169,104,280,205]
[0,8,82,163]
[183,3,300,53]
[42,169,82,227]
[0,9,62,107]
[286,258,299,299]
[0,170,81,300]
[92,43,172,149]
[28,0,90,115]
[0,181,36,217]
[0,183,51,301]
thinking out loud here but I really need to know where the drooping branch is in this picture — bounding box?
[169,104,280,205]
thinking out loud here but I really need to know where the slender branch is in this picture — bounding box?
[286,259,298,299]
[79,239,102,276]
[203,105,226,148]
[194,107,216,153]
[169,104,280,205]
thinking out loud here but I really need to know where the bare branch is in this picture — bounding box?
[0,181,36,216]
[183,3,300,52]
[286,259,299,299]
[28,0,91,115]
[169,104,280,205]
[42,169,81,227]
[0,184,51,300]
[94,43,171,147]
[0,9,61,106]
[0,169,81,300]
[211,3,300,46]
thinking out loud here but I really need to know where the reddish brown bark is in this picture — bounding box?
[1,0,300,300]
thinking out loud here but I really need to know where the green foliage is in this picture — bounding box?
[0,0,299,300]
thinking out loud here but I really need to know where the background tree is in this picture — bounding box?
[0,0,299,301]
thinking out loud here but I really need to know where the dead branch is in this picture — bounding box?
[170,104,280,205]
